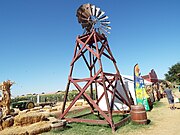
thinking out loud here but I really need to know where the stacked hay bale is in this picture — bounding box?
[0,121,51,135]
[14,112,45,126]
[0,111,52,134]
[0,101,67,134]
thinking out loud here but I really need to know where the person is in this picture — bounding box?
[164,85,176,110]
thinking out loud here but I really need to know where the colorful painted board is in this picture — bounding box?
[134,64,150,111]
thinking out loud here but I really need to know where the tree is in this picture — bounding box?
[165,62,180,84]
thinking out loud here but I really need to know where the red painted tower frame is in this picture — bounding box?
[60,30,132,132]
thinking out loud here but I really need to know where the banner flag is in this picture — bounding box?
[134,64,150,111]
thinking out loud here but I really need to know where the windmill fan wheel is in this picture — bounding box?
[76,3,111,35]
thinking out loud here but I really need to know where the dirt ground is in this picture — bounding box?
[121,89,180,135]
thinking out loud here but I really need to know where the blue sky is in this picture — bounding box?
[0,0,180,97]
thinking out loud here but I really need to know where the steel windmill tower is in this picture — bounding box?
[60,3,133,132]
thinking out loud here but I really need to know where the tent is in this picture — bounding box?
[97,75,152,111]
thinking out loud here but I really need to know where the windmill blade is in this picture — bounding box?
[91,5,96,16]
[106,26,111,30]
[86,3,92,16]
[81,22,90,28]
[101,25,111,30]
[78,16,89,24]
[97,11,105,18]
[100,20,110,24]
[98,15,109,21]
[100,22,109,26]
[96,10,102,18]
[100,23,111,29]
[99,26,110,34]
[77,8,88,18]
[95,7,100,17]
[94,6,97,17]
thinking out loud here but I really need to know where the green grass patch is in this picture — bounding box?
[49,122,113,135]
[43,116,150,135]
[66,107,91,118]
[116,121,151,134]
[42,109,132,135]
[42,107,151,135]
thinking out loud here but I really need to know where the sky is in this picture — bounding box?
[0,0,180,97]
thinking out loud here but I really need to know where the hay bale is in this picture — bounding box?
[0,121,50,135]
[0,126,29,135]
[14,112,45,126]
[19,109,30,115]
[48,107,57,112]
[57,106,62,110]
[83,101,89,106]
[43,105,52,110]
[30,106,42,111]
[2,117,14,129]
[75,102,83,106]
[13,108,20,114]
[27,121,51,135]
[40,111,51,118]
[48,117,58,122]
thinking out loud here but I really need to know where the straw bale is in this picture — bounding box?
[2,117,14,129]
[43,105,52,109]
[83,101,89,106]
[27,121,51,135]
[75,101,83,106]
[0,126,29,135]
[19,109,30,115]
[48,108,57,112]
[0,121,51,135]
[30,106,42,111]
[40,111,52,118]
[48,116,58,122]
[14,112,45,126]
[56,102,63,106]
[52,106,58,110]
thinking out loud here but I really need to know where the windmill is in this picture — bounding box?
[60,3,133,132]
